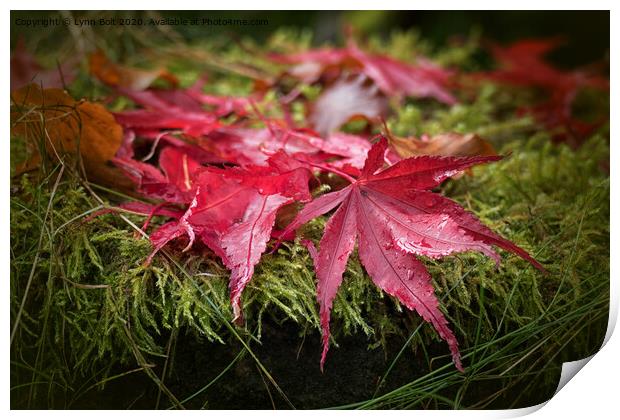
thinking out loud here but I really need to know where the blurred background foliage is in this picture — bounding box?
[11,10,610,68]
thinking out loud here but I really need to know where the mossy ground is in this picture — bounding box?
[10,18,609,409]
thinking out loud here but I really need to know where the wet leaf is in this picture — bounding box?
[208,124,372,170]
[126,148,313,321]
[280,137,543,371]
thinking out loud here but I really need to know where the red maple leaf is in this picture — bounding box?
[110,78,254,138]
[482,38,608,99]
[112,85,378,171]
[346,41,457,104]
[477,38,609,145]
[115,77,252,118]
[113,145,203,203]
[207,124,375,171]
[280,137,544,371]
[269,39,456,104]
[484,38,567,88]
[125,148,313,321]
[113,108,221,138]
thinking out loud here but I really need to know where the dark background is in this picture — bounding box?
[11,10,610,68]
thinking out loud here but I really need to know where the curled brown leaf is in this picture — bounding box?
[11,83,131,189]
[386,127,496,159]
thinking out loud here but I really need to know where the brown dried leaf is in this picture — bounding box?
[11,83,130,188]
[387,130,496,159]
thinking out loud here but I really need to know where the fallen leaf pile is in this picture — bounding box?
[12,33,605,371]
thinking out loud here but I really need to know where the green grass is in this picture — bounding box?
[10,17,609,409]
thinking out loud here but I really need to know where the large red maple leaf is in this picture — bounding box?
[281,137,544,371]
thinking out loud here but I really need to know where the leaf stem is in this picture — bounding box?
[295,157,357,183]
